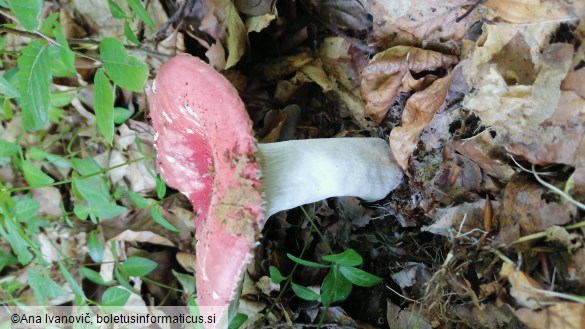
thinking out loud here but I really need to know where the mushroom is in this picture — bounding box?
[148,54,403,328]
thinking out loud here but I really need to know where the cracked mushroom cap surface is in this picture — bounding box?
[148,54,264,327]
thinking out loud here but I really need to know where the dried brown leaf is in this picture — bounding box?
[389,74,453,170]
[361,46,457,123]
[370,0,482,46]
[483,0,581,24]
[497,176,576,245]
[514,302,585,329]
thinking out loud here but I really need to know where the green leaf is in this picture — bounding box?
[321,249,363,267]
[17,40,51,131]
[128,191,150,208]
[269,266,286,283]
[113,107,132,124]
[0,218,33,264]
[0,139,19,157]
[94,68,115,145]
[73,203,89,220]
[124,22,141,45]
[225,3,247,69]
[87,230,104,263]
[121,256,158,277]
[9,0,42,31]
[155,174,166,199]
[0,250,17,272]
[151,204,179,232]
[81,267,114,286]
[127,0,156,28]
[13,195,40,221]
[51,91,75,107]
[339,266,382,287]
[320,266,352,307]
[172,270,196,294]
[27,267,67,303]
[71,157,103,175]
[114,267,138,293]
[287,253,330,268]
[228,313,248,329]
[290,282,320,301]
[101,286,131,306]
[58,261,87,300]
[0,74,20,98]
[99,37,149,92]
[22,160,54,186]
[108,0,128,19]
[49,22,76,77]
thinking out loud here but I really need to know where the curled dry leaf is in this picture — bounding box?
[463,22,584,167]
[483,0,583,24]
[316,0,373,30]
[449,130,516,181]
[369,0,482,46]
[496,176,576,245]
[514,302,585,329]
[361,46,457,123]
[499,263,558,310]
[389,73,453,170]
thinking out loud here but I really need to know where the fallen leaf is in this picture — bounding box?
[483,0,581,24]
[497,175,577,245]
[500,263,558,309]
[369,0,482,46]
[387,300,432,329]
[361,46,457,123]
[389,73,453,170]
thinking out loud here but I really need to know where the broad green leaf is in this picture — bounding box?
[73,177,110,206]
[290,282,320,301]
[287,253,330,268]
[38,12,59,35]
[94,68,115,145]
[22,160,54,186]
[151,204,179,232]
[172,270,196,294]
[1,96,14,118]
[58,261,86,299]
[0,140,19,157]
[81,267,114,286]
[99,37,149,92]
[17,40,51,131]
[124,22,140,45]
[93,202,127,219]
[0,219,33,264]
[127,0,156,28]
[0,75,19,98]
[27,267,67,303]
[71,157,103,175]
[228,313,248,329]
[113,107,132,124]
[9,0,42,31]
[155,174,166,199]
[87,230,104,262]
[13,195,39,221]
[51,91,75,107]
[322,249,362,267]
[121,256,158,277]
[101,286,131,306]
[0,250,17,272]
[128,191,150,208]
[114,268,138,293]
[339,266,382,287]
[49,22,76,77]
[108,0,128,19]
[225,2,246,69]
[320,266,352,307]
[269,266,286,283]
[73,203,89,220]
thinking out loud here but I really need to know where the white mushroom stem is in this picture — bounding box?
[258,137,403,217]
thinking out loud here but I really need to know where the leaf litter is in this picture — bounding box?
[2,0,585,328]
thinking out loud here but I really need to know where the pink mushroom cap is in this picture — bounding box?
[148,54,264,326]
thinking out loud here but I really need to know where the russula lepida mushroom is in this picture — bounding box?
[148,54,403,328]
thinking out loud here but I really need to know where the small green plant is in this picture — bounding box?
[269,248,382,306]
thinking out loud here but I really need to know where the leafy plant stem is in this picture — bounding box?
[3,155,154,192]
[300,206,334,254]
